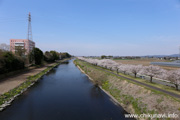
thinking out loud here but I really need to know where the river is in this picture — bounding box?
[0,59,132,120]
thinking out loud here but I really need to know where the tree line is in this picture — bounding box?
[0,47,71,74]
[78,57,180,90]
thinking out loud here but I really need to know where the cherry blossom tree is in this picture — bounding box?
[104,60,119,71]
[156,69,168,80]
[78,57,122,71]
[112,64,122,73]
[116,65,122,74]
[128,65,143,78]
[118,64,129,74]
[142,65,163,83]
[166,69,180,90]
[78,57,180,88]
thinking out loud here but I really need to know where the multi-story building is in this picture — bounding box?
[10,39,35,55]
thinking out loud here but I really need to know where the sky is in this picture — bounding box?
[0,0,180,56]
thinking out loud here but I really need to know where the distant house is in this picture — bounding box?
[10,39,35,55]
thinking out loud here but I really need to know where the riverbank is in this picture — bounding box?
[0,58,70,111]
[74,59,180,120]
[76,65,122,108]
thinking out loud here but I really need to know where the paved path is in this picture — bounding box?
[0,63,54,95]
[85,62,180,99]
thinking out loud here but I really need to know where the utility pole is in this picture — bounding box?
[27,12,33,41]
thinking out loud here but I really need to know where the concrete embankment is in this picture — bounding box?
[74,59,180,120]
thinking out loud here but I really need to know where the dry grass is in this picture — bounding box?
[114,58,179,70]
[108,75,180,115]
[75,60,180,118]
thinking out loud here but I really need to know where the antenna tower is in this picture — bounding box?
[27,12,33,41]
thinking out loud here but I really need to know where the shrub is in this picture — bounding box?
[0,51,24,74]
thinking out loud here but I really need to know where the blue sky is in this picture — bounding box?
[0,0,180,56]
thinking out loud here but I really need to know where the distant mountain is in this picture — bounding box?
[143,54,179,57]
[169,54,180,57]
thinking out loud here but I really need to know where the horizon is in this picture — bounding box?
[0,0,180,56]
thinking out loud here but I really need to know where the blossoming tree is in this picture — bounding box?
[128,65,143,78]
[142,65,163,83]
[166,69,180,90]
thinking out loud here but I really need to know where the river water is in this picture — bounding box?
[0,59,132,120]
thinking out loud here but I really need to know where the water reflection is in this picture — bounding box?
[46,69,56,76]
[90,86,104,99]
[27,97,34,120]
[61,61,69,64]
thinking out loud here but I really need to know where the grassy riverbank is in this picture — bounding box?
[88,62,180,97]
[74,59,180,119]
[0,59,70,111]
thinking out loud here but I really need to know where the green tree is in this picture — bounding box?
[59,52,71,59]
[28,50,34,64]
[29,48,43,65]
[50,51,59,61]
[101,55,106,59]
[44,51,54,62]
[0,51,24,74]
